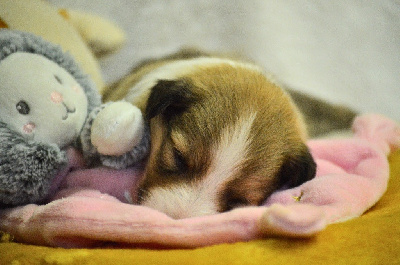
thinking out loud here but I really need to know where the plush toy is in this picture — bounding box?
[0,30,149,207]
[0,0,126,92]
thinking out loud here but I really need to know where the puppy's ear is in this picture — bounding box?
[278,145,316,188]
[145,79,198,120]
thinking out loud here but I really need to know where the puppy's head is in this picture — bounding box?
[137,60,316,219]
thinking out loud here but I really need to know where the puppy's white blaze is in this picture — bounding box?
[142,113,257,219]
[206,112,257,191]
[125,57,263,103]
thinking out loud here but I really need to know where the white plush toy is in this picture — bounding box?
[0,30,149,207]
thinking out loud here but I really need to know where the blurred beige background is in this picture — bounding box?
[50,0,400,121]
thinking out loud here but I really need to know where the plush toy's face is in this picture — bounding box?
[0,52,88,148]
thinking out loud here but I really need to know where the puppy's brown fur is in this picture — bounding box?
[103,50,347,218]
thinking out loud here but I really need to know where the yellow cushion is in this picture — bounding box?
[1,150,399,264]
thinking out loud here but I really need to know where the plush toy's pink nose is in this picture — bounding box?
[23,122,35,134]
[50,91,63,103]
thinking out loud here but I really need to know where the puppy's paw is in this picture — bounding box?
[91,102,144,156]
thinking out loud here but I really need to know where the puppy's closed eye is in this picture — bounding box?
[160,143,188,174]
[172,148,188,172]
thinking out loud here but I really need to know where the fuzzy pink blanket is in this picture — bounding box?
[0,114,399,248]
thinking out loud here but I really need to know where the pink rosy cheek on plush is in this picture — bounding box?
[50,91,63,103]
[23,122,36,134]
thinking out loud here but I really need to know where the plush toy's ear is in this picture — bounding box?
[278,145,316,188]
[0,122,67,206]
[145,79,198,121]
[58,8,126,57]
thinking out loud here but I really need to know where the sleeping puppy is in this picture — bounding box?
[103,50,319,219]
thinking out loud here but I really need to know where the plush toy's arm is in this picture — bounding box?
[0,123,67,207]
[80,102,150,169]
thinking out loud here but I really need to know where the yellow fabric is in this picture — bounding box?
[1,150,400,265]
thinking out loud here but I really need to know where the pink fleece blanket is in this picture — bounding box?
[0,114,399,248]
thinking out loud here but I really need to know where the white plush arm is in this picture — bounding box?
[80,102,150,169]
[91,101,144,156]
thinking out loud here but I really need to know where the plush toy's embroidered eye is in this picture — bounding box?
[54,75,63,84]
[16,101,30,115]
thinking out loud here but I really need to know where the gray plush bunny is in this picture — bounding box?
[0,30,149,207]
